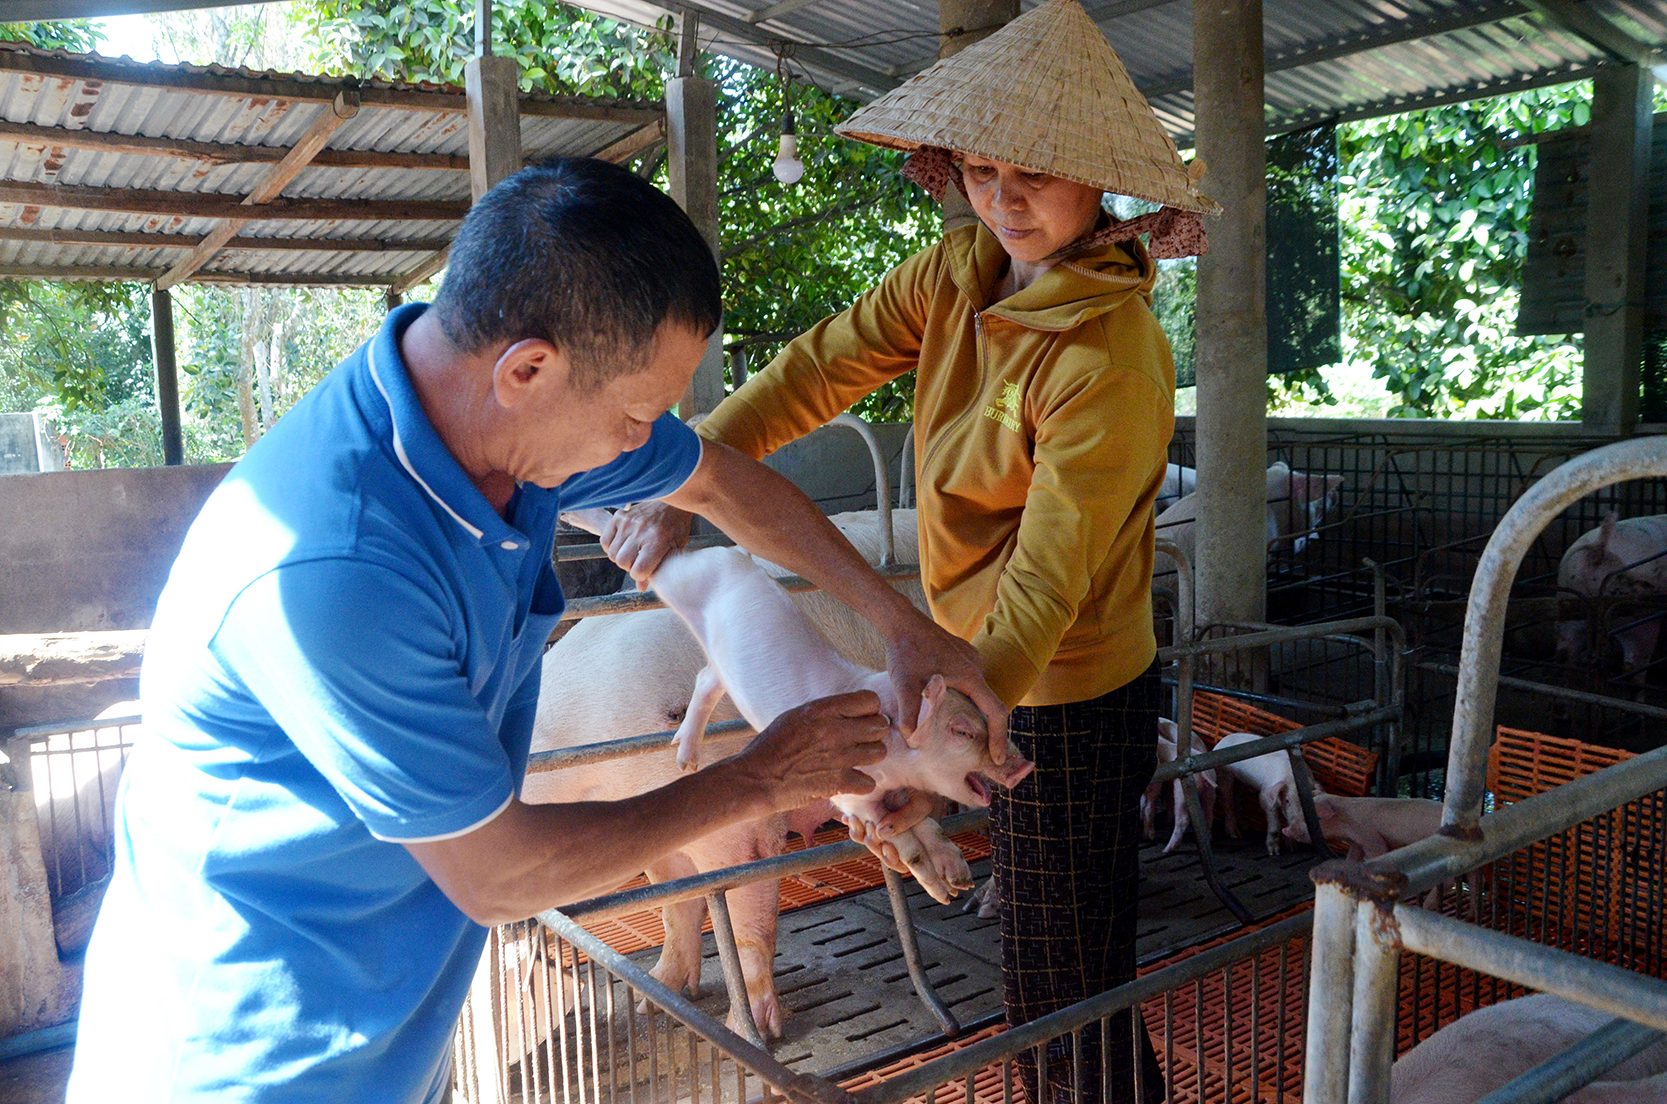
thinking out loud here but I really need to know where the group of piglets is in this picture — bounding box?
[1141,720,1444,864]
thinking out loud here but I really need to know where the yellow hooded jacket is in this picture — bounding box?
[698,221,1175,709]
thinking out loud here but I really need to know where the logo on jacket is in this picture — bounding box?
[983,381,1023,434]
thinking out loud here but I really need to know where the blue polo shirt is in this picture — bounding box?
[68,303,702,1104]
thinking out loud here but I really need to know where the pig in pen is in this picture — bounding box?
[1167,423,1667,799]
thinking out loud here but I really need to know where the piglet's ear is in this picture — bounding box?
[915,674,947,733]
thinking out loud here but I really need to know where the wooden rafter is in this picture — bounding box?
[592,120,666,164]
[0,262,397,286]
[0,49,664,124]
[388,247,451,297]
[0,182,468,222]
[156,90,361,290]
[0,227,451,253]
[0,119,470,172]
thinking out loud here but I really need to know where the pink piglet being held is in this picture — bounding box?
[562,508,1035,903]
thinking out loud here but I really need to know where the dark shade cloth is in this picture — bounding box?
[991,661,1164,1104]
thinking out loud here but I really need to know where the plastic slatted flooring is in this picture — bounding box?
[620,834,1323,1076]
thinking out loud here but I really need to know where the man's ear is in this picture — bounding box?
[491,338,565,409]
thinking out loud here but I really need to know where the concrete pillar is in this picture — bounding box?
[1192,0,1268,653]
[937,0,1018,232]
[1581,64,1653,436]
[667,14,724,418]
[151,287,183,467]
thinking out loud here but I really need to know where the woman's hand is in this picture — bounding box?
[841,790,936,873]
[600,500,695,589]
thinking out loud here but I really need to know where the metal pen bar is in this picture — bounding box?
[852,911,1315,1104]
[1149,706,1399,785]
[525,719,754,773]
[559,563,922,623]
[1389,905,1667,1033]
[1302,883,1359,1104]
[706,891,766,1048]
[558,532,734,562]
[829,413,895,568]
[14,713,142,739]
[881,866,959,1037]
[1420,662,1667,724]
[1345,905,1397,1104]
[1369,742,1667,899]
[539,907,856,1104]
[1471,1016,1665,1104]
[1441,437,1667,838]
[555,810,990,922]
[1156,615,1406,664]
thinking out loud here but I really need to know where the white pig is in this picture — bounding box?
[524,508,997,1039]
[596,525,1034,900]
[1283,794,1482,915]
[1392,994,1667,1104]
[1556,512,1667,682]
[1212,730,1322,856]
[1157,463,1196,511]
[1153,462,1345,582]
[1142,718,1218,854]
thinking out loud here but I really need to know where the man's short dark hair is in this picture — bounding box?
[430,157,722,391]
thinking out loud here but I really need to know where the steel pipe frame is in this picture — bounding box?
[1442,436,1667,839]
[538,907,857,1104]
[1472,1015,1665,1104]
[551,809,991,923]
[850,910,1316,1104]
[1387,906,1667,1033]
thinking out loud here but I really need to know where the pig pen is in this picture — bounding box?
[461,439,1667,1104]
[457,534,1405,1102]
[1168,423,1667,800]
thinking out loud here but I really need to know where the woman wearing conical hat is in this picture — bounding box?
[607,3,1212,1099]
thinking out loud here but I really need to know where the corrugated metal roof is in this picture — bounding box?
[0,42,665,287]
[574,0,1666,143]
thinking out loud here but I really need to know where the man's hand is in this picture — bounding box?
[727,690,889,812]
[841,789,936,873]
[884,608,1011,763]
[600,499,694,590]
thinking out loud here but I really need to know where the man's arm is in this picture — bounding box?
[405,691,887,926]
[600,439,1006,752]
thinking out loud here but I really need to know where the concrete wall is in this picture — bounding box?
[0,464,231,635]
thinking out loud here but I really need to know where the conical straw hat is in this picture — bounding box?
[835,0,1217,215]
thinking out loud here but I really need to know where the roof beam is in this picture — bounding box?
[0,227,449,252]
[748,0,824,23]
[0,262,395,286]
[645,0,898,94]
[388,247,450,296]
[591,119,666,163]
[1140,0,1530,101]
[1260,63,1605,139]
[0,119,471,171]
[156,90,360,290]
[0,50,663,123]
[0,181,468,222]
[1519,0,1663,68]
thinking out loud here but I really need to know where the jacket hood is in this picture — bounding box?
[944,221,1157,332]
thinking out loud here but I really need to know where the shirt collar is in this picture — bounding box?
[361,303,529,549]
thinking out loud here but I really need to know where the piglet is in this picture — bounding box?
[1284,794,1481,914]
[1556,512,1667,685]
[1212,731,1322,856]
[1391,994,1667,1104]
[1142,718,1217,854]
[565,510,1034,905]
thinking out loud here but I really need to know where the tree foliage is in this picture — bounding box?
[301,0,940,421]
[1272,84,1591,419]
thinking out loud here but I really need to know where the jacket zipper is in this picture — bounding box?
[919,309,991,480]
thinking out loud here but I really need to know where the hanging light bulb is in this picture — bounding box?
[772,109,804,185]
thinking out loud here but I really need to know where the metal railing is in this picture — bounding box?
[7,711,139,903]
[1302,436,1667,1104]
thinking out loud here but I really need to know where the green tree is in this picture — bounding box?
[1275,84,1591,419]
[299,0,940,422]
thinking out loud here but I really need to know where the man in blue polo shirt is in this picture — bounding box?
[67,158,1004,1104]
